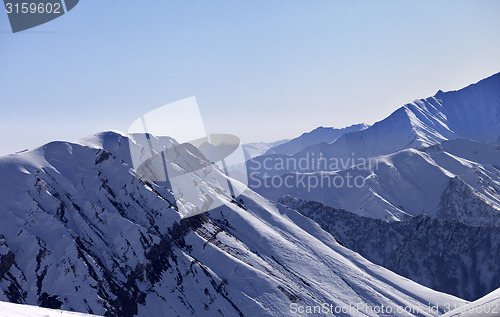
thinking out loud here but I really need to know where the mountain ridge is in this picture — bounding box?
[0,131,466,316]
[247,71,500,179]
[279,195,500,301]
[297,71,500,162]
[263,123,370,156]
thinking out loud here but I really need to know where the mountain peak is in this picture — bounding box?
[77,130,128,149]
[263,123,369,156]
[435,71,500,97]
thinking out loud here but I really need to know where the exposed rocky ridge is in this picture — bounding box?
[279,195,500,301]
[0,132,465,316]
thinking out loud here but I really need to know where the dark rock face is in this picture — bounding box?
[0,132,471,316]
[280,196,500,301]
[0,138,254,316]
[437,177,500,227]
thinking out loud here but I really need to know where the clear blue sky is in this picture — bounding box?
[1,0,499,155]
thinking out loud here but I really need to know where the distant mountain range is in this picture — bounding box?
[241,123,369,160]
[252,138,500,225]
[279,196,500,301]
[2,71,500,316]
[0,132,465,316]
[241,139,289,160]
[244,71,500,309]
[262,123,369,156]
[295,72,500,164]
[248,72,500,175]
[250,72,500,226]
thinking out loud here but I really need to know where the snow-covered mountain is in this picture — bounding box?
[251,138,500,225]
[244,72,500,307]
[279,196,500,301]
[443,287,500,317]
[0,131,466,316]
[300,72,500,165]
[241,139,289,160]
[263,123,369,156]
[245,73,500,226]
[0,300,99,317]
[248,72,500,177]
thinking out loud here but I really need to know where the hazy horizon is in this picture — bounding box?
[1,0,500,155]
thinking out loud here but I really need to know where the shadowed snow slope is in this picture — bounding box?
[252,139,500,224]
[296,72,500,166]
[0,131,465,316]
[248,72,500,177]
[248,73,500,225]
[279,196,500,301]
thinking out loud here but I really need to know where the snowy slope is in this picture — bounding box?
[442,287,500,317]
[302,72,500,165]
[248,72,500,177]
[0,131,466,316]
[263,123,369,156]
[252,138,500,225]
[0,300,100,317]
[241,139,289,160]
[279,196,500,301]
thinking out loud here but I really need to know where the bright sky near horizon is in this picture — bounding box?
[1,0,499,156]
